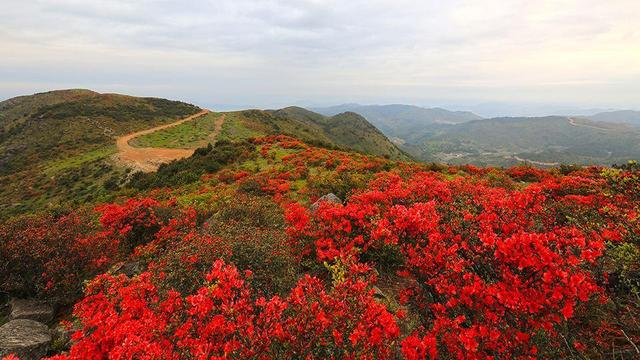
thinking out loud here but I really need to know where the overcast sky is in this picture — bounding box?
[1,0,638,115]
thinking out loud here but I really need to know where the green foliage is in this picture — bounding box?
[211,196,298,296]
[154,195,298,297]
[128,140,256,190]
[307,170,368,200]
[607,242,640,295]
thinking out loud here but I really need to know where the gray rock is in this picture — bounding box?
[310,193,342,213]
[10,299,54,323]
[0,319,51,359]
[110,261,144,277]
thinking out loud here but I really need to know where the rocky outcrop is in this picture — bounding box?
[9,299,54,323]
[310,193,342,213]
[0,319,51,359]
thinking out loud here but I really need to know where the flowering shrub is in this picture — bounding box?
[96,197,168,251]
[0,210,118,301]
[2,136,638,358]
[286,170,634,358]
[50,260,400,359]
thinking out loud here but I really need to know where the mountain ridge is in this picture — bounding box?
[0,90,408,217]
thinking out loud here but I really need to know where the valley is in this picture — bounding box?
[314,104,640,167]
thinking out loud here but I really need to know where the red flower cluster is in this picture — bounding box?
[0,210,117,300]
[285,170,633,358]
[50,260,400,359]
[2,136,638,359]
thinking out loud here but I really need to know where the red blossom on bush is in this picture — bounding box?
[52,259,400,359]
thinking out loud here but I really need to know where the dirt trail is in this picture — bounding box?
[567,117,612,131]
[116,110,225,172]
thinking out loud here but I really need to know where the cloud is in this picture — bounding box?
[0,0,638,110]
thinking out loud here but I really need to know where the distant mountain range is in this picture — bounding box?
[311,103,640,167]
[586,110,640,127]
[406,116,640,167]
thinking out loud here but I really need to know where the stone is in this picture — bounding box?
[110,261,144,277]
[310,193,342,212]
[10,299,54,323]
[0,319,51,359]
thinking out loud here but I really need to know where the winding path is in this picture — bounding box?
[116,109,225,172]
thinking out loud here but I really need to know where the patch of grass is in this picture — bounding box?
[43,146,116,173]
[130,113,223,149]
[217,112,265,142]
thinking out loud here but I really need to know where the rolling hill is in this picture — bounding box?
[210,106,408,160]
[0,89,201,175]
[311,103,483,143]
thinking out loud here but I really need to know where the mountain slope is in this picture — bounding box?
[0,89,201,175]
[311,103,483,142]
[0,89,201,217]
[0,91,410,218]
[214,106,408,160]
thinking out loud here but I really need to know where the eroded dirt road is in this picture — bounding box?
[116,110,225,172]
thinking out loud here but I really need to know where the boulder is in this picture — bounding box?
[310,193,342,213]
[9,299,54,323]
[0,319,51,359]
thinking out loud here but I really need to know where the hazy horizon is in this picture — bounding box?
[2,0,638,116]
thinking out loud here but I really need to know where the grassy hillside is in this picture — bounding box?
[0,89,201,217]
[0,91,409,218]
[405,116,640,166]
[0,89,200,174]
[183,107,410,160]
[271,107,408,160]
